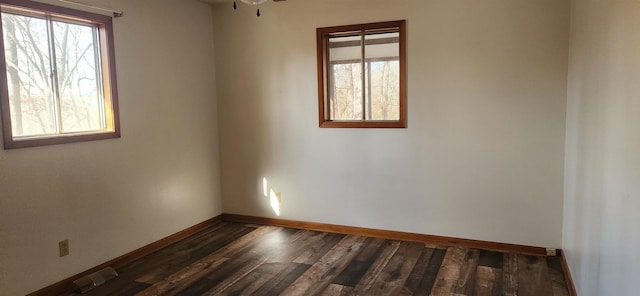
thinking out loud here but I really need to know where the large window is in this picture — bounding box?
[317,20,406,128]
[0,0,119,149]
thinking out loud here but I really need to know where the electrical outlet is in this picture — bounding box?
[59,239,70,257]
[546,248,557,256]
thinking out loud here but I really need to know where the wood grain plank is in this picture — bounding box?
[517,254,554,296]
[224,231,327,295]
[94,223,252,296]
[173,257,263,293]
[408,247,447,296]
[547,257,569,296]
[502,253,518,296]
[430,247,467,295]
[280,234,368,295]
[215,268,273,296]
[135,226,278,296]
[403,247,435,293]
[114,222,234,280]
[174,227,300,295]
[267,230,329,263]
[202,258,268,295]
[134,223,253,284]
[551,281,571,296]
[320,284,353,296]
[453,248,480,295]
[222,261,311,296]
[293,232,346,264]
[89,281,151,296]
[252,263,311,296]
[478,250,503,269]
[360,241,424,295]
[350,240,401,294]
[473,266,502,296]
[332,237,387,287]
[234,231,334,295]
[70,222,570,296]
[219,263,290,296]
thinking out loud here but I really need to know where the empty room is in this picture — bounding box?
[0,0,638,295]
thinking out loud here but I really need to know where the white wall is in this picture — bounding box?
[563,0,640,295]
[0,0,222,295]
[213,0,569,248]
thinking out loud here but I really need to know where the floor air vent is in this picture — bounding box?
[72,267,118,293]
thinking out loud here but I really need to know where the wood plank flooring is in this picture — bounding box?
[70,222,570,296]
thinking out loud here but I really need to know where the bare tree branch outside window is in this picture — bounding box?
[0,0,119,149]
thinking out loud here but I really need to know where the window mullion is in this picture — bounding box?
[360,30,365,121]
[92,26,106,129]
[326,36,333,121]
[46,17,63,134]
[329,63,335,120]
[367,61,372,120]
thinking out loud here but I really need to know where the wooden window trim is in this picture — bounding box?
[0,0,120,149]
[317,20,406,128]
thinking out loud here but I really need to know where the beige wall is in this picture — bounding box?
[0,0,222,295]
[564,0,640,295]
[214,0,569,248]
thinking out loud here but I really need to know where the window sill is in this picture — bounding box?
[319,120,406,128]
[4,130,120,149]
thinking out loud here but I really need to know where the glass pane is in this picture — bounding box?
[2,13,56,137]
[330,62,362,121]
[365,31,400,121]
[329,34,363,121]
[53,20,104,133]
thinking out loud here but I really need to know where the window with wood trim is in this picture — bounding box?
[317,20,406,128]
[0,0,119,149]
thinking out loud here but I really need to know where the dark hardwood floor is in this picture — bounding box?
[70,222,570,296]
